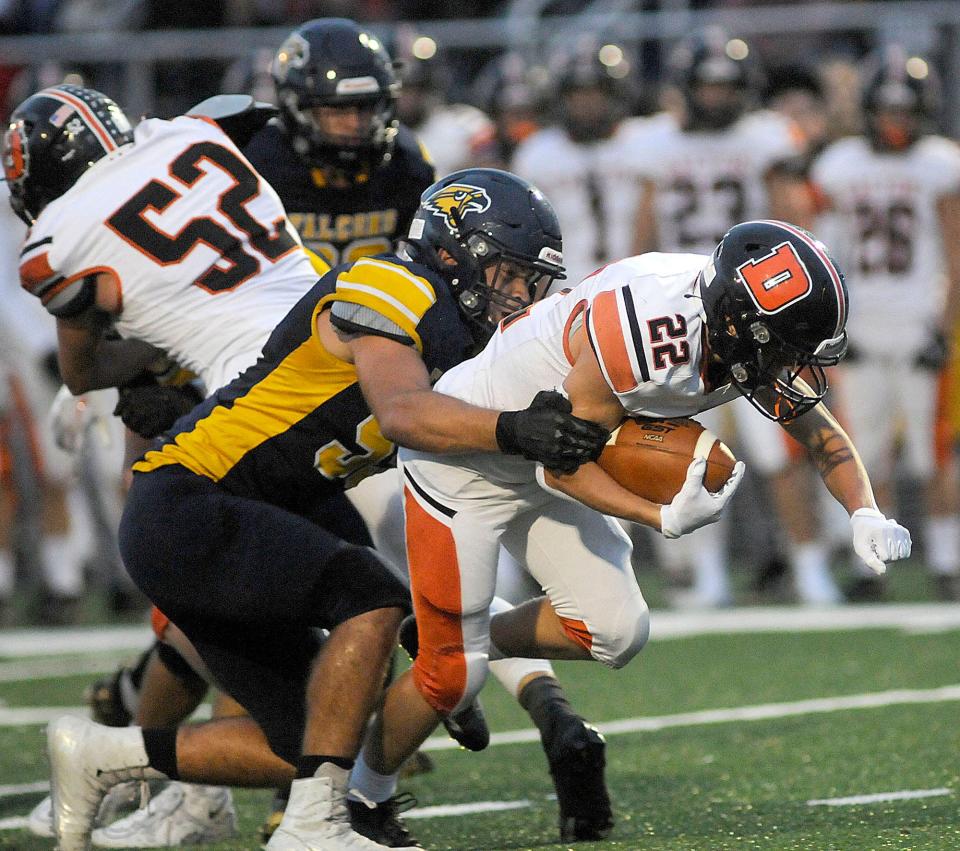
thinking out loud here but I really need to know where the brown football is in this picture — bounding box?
[597,417,737,504]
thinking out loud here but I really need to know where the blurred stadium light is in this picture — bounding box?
[0,1,957,128]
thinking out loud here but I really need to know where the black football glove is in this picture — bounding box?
[113,380,204,439]
[913,329,949,371]
[496,390,610,475]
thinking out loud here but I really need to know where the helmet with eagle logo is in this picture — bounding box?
[404,167,565,341]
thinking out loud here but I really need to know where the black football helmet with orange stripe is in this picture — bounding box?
[2,85,133,225]
[699,220,848,422]
[862,46,940,151]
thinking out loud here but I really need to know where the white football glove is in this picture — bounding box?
[48,384,115,455]
[660,457,746,539]
[850,507,912,575]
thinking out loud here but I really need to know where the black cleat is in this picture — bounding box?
[83,666,134,727]
[544,716,613,842]
[443,697,490,752]
[398,614,490,751]
[347,793,421,848]
[398,750,435,778]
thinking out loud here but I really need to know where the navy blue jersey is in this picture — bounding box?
[133,254,472,514]
[243,122,435,268]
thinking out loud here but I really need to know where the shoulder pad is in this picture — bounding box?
[186,95,278,148]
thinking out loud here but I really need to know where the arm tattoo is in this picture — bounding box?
[809,426,854,477]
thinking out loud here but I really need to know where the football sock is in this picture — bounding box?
[141,727,179,780]
[489,657,556,699]
[348,750,398,803]
[296,754,353,779]
[519,674,577,736]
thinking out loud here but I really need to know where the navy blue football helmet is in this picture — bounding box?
[271,18,399,175]
[404,168,565,340]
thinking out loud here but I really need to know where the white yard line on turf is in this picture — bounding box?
[405,800,532,819]
[0,654,140,683]
[0,817,29,830]
[808,788,953,807]
[0,781,48,797]
[0,703,211,728]
[2,603,960,661]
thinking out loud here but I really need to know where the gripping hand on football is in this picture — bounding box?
[496,390,610,475]
[850,508,912,575]
[660,457,746,539]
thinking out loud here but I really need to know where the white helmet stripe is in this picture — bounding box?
[44,90,118,154]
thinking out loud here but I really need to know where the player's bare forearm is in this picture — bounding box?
[353,335,501,453]
[936,193,960,331]
[56,314,166,393]
[782,402,877,515]
[543,463,662,529]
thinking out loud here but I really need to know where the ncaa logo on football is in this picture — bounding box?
[424,184,491,234]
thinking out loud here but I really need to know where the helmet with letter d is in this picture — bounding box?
[699,220,848,422]
[2,84,133,225]
[403,167,565,342]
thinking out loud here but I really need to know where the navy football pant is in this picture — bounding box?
[119,465,409,762]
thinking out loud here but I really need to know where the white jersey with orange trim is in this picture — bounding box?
[434,251,739,484]
[415,103,496,178]
[812,134,960,354]
[511,114,673,287]
[633,110,802,255]
[18,115,317,393]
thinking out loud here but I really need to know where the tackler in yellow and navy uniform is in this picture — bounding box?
[118,253,473,763]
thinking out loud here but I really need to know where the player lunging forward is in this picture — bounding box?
[360,221,912,797]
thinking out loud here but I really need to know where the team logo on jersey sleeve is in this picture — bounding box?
[736,241,813,314]
[423,184,491,234]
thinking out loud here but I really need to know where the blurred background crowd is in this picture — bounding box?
[2,0,960,626]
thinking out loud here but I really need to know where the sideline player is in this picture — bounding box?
[631,28,842,606]
[812,46,960,600]
[42,168,607,851]
[360,221,912,813]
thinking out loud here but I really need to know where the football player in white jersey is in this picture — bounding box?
[812,47,960,601]
[631,29,842,607]
[360,221,911,812]
[511,40,670,288]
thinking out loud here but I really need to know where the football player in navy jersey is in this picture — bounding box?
[45,169,609,851]
[244,18,435,269]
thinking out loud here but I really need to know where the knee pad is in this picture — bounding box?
[412,643,489,715]
[592,601,650,670]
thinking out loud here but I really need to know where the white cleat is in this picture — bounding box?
[265,764,415,850]
[91,782,237,847]
[28,782,143,838]
[47,716,166,851]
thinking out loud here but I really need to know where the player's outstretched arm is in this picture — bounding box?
[783,398,911,573]
[350,333,607,469]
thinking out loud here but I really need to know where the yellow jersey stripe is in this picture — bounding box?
[315,293,424,352]
[353,257,437,304]
[336,259,436,322]
[336,281,421,325]
[133,335,356,480]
